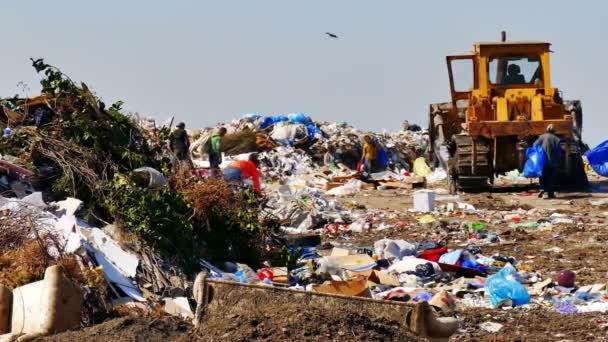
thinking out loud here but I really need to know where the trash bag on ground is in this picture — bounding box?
[586,140,608,176]
[326,179,363,197]
[485,264,530,307]
[523,145,547,178]
[374,239,417,260]
[413,157,432,177]
[426,168,447,183]
[132,167,167,189]
[377,146,389,170]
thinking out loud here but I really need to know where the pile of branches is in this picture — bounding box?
[0,59,161,207]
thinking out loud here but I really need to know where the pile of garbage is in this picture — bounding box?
[189,113,428,176]
[0,60,290,339]
[194,190,608,331]
[181,111,442,237]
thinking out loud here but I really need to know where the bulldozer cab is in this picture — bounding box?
[446,41,553,108]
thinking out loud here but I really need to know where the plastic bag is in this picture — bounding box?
[485,264,530,307]
[523,145,547,178]
[288,113,311,125]
[586,140,608,176]
[260,115,289,129]
[234,264,261,284]
[426,168,447,183]
[413,157,432,177]
[327,179,363,197]
[133,167,167,189]
[376,146,389,170]
[306,124,324,140]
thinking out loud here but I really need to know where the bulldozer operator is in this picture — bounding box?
[503,64,525,85]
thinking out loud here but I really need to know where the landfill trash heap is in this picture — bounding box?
[0,59,291,337]
[188,113,427,178]
[5,59,604,341]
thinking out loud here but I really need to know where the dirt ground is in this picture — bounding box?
[38,180,608,341]
[39,316,191,342]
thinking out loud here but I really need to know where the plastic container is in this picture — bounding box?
[413,190,436,212]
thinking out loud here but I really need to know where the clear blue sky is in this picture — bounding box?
[2,1,607,146]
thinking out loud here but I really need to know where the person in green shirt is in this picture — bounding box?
[209,127,227,177]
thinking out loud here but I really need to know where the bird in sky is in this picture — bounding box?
[325,32,339,39]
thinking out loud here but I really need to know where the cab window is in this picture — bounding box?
[489,56,541,85]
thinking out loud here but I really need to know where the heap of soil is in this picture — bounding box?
[189,305,416,341]
[38,316,190,342]
[39,305,416,341]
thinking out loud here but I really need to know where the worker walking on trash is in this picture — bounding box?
[361,135,379,175]
[169,122,192,166]
[208,127,227,177]
[222,153,263,194]
[534,124,561,199]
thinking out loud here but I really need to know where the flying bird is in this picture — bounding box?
[325,32,339,39]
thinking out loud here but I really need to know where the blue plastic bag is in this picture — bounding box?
[523,145,547,178]
[288,113,311,125]
[586,140,608,176]
[485,264,530,307]
[306,124,324,140]
[377,147,389,170]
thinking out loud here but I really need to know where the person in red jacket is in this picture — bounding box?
[222,153,262,193]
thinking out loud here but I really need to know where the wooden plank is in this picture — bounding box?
[325,182,345,191]
[378,181,413,190]
[331,174,358,182]
[361,182,377,190]
[404,176,426,184]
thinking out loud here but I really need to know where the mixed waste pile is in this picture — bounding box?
[0,60,286,339]
[2,59,608,340]
[189,113,426,175]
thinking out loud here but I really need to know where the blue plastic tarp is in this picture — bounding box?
[523,145,547,178]
[586,140,608,176]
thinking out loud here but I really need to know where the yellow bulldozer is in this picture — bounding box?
[429,32,587,192]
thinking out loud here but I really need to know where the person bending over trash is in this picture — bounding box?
[534,124,561,199]
[222,153,262,194]
[208,127,227,177]
[361,135,379,174]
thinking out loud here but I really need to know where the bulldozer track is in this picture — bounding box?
[449,135,492,192]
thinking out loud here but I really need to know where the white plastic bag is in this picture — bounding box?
[327,179,363,197]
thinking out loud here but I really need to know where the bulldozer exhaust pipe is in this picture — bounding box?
[501,31,507,42]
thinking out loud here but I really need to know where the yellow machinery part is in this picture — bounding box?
[531,94,543,121]
[496,97,508,121]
